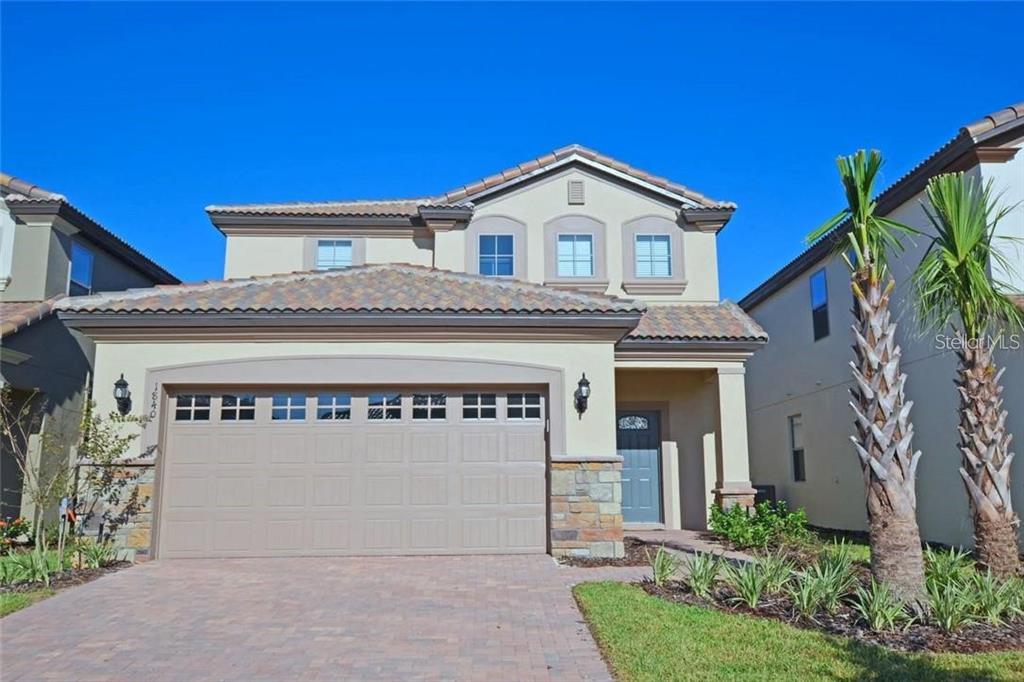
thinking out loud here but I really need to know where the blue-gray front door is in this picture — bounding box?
[617,411,662,523]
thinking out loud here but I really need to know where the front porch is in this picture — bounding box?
[615,364,758,533]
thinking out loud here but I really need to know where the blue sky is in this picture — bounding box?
[2,2,1021,299]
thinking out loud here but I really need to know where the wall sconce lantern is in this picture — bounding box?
[574,373,591,415]
[113,374,132,416]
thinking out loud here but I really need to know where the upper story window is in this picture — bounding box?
[810,269,829,341]
[69,241,94,295]
[316,239,353,270]
[556,234,594,277]
[634,234,672,278]
[478,235,514,277]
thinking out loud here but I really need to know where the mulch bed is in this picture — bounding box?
[642,580,1024,655]
[0,561,132,595]
[558,537,659,567]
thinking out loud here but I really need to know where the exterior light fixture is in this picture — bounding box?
[574,373,591,415]
[113,374,132,415]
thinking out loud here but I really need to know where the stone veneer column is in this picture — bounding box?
[550,459,624,558]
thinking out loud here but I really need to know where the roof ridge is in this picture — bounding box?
[205,197,435,212]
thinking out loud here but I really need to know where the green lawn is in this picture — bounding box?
[574,582,1024,681]
[0,588,55,617]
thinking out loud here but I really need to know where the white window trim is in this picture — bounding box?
[556,233,595,278]
[368,393,403,422]
[462,393,498,422]
[220,394,256,422]
[316,392,352,421]
[634,233,673,279]
[412,393,448,421]
[315,239,354,271]
[174,394,212,422]
[506,393,542,421]
[478,233,516,278]
[271,393,308,421]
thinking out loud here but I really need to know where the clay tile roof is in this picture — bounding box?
[962,102,1024,138]
[0,173,66,201]
[626,302,767,343]
[206,144,735,217]
[0,297,63,338]
[56,264,645,317]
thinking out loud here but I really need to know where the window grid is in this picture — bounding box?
[220,394,256,421]
[316,393,352,420]
[556,234,594,277]
[272,393,307,421]
[478,234,515,277]
[507,393,541,420]
[412,394,447,421]
[174,394,211,421]
[316,239,353,270]
[368,393,402,421]
[462,393,497,421]
[634,234,672,278]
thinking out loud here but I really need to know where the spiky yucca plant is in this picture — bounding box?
[808,149,925,603]
[914,172,1024,578]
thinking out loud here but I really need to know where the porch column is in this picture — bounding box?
[714,366,757,509]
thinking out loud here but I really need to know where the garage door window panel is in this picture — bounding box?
[220,394,256,421]
[462,393,497,421]
[272,393,307,421]
[368,393,402,421]
[175,394,211,421]
[507,393,542,420]
[317,393,352,421]
[412,393,447,421]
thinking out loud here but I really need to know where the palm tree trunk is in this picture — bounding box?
[849,274,926,603]
[955,333,1021,578]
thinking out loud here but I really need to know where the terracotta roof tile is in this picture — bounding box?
[0,297,63,338]
[627,302,767,342]
[57,264,644,317]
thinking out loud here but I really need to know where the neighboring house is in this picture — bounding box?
[741,103,1024,549]
[0,174,179,521]
[56,145,766,560]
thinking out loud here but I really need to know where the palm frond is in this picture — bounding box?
[806,150,918,280]
[913,172,1024,339]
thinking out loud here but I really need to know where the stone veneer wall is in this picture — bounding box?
[77,463,155,562]
[550,460,624,558]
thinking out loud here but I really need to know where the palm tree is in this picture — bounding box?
[914,172,1024,578]
[808,149,926,603]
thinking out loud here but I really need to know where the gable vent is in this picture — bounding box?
[567,180,585,205]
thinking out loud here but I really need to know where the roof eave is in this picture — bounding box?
[617,338,767,353]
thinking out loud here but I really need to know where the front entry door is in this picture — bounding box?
[617,411,662,523]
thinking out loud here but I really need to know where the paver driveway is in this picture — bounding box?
[0,556,647,681]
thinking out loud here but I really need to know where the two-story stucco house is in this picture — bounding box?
[741,103,1024,549]
[56,145,766,560]
[0,174,179,520]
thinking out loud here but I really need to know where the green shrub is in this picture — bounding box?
[709,501,810,550]
[5,549,52,587]
[647,546,680,587]
[851,580,911,632]
[757,550,796,594]
[805,545,858,614]
[927,577,976,632]
[684,552,721,600]
[78,538,118,569]
[969,571,1016,626]
[924,546,973,588]
[787,571,826,620]
[724,561,768,609]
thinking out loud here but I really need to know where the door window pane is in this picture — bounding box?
[317,393,352,420]
[507,393,541,420]
[462,393,497,420]
[174,394,211,421]
[221,394,256,421]
[368,393,402,421]
[412,393,447,421]
[272,393,307,421]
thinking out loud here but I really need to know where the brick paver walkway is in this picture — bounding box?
[1,556,648,681]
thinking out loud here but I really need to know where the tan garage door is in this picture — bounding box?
[157,388,547,558]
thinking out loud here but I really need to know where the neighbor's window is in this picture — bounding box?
[316,393,351,420]
[316,239,353,270]
[634,234,671,278]
[69,241,95,295]
[174,394,211,421]
[556,234,594,277]
[368,393,402,421]
[271,393,307,421]
[789,414,806,482]
[810,268,829,341]
[220,394,256,421]
[507,393,541,420]
[478,234,514,277]
[412,394,447,421]
[462,393,497,420]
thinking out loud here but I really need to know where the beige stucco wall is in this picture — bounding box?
[983,135,1024,292]
[219,167,723,305]
[615,368,719,530]
[746,156,1024,548]
[91,339,619,461]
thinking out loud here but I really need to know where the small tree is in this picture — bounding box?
[913,172,1024,578]
[807,149,926,604]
